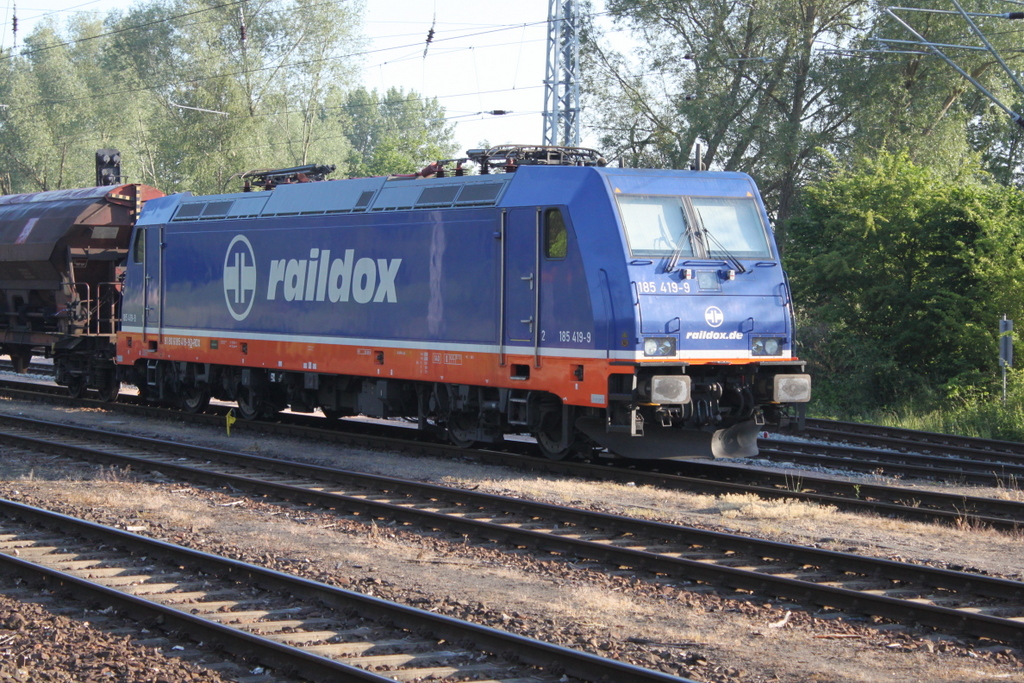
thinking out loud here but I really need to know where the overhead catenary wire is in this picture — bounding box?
[5,0,249,60]
[0,92,539,150]
[0,2,611,163]
[882,4,1024,127]
[9,2,599,62]
[0,2,626,165]
[0,12,570,114]
[10,0,389,57]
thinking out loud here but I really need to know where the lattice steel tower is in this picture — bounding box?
[542,0,581,147]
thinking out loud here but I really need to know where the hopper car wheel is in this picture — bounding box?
[447,412,478,449]
[98,380,120,403]
[66,376,86,399]
[180,386,210,414]
[236,386,264,421]
[10,350,30,374]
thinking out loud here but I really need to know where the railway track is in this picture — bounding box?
[0,364,1019,476]
[4,414,1024,645]
[0,358,55,377]
[1,379,1023,531]
[797,417,1024,464]
[7,360,1024,486]
[0,497,689,683]
[757,437,1024,487]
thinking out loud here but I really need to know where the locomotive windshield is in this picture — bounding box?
[617,194,772,260]
[691,196,772,259]
[617,195,693,258]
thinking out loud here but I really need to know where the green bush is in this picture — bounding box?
[787,152,1024,419]
[862,369,1024,442]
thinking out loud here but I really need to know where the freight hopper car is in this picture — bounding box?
[116,146,810,459]
[0,184,163,398]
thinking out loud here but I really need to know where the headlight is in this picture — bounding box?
[773,374,811,402]
[751,337,785,356]
[643,375,691,404]
[643,337,676,357]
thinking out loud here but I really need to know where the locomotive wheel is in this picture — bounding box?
[236,386,264,421]
[180,385,210,414]
[447,412,478,449]
[66,376,86,399]
[535,411,580,461]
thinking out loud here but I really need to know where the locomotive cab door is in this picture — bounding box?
[503,208,540,357]
[141,225,163,342]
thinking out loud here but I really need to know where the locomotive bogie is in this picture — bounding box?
[121,351,591,458]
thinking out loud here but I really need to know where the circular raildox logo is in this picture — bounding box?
[224,235,257,321]
[704,306,724,328]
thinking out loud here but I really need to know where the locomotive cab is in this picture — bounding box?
[572,170,811,458]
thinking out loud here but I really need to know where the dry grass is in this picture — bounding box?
[553,584,638,629]
[716,493,838,520]
[992,474,1024,502]
[3,466,1023,682]
[3,400,1024,682]
[445,472,839,524]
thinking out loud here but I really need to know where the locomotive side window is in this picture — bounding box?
[132,229,145,264]
[616,195,692,258]
[545,208,567,259]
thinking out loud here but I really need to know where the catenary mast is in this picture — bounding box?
[542,0,581,147]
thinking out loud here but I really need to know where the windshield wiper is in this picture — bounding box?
[694,207,747,274]
[666,206,705,272]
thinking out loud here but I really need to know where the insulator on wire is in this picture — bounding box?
[423,15,435,58]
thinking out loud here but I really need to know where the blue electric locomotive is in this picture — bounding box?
[111,145,809,459]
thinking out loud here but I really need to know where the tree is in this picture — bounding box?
[105,0,364,193]
[584,0,1024,227]
[584,0,870,229]
[341,87,458,177]
[0,0,368,195]
[842,1,1024,183]
[0,17,115,191]
[786,152,1024,411]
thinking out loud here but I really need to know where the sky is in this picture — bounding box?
[5,0,621,156]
